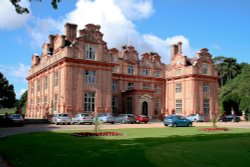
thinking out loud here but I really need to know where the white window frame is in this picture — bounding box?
[128,64,134,75]
[154,70,161,77]
[176,99,182,114]
[175,83,182,93]
[203,83,210,93]
[143,83,150,90]
[85,44,96,60]
[202,63,209,74]
[142,69,150,76]
[85,70,96,84]
[128,83,134,90]
[53,71,59,87]
[84,92,95,112]
[203,99,210,116]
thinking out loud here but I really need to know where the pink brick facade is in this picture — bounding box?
[26,23,219,120]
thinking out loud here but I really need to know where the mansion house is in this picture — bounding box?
[26,23,219,120]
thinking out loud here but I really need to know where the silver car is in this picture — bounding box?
[97,113,115,124]
[115,114,136,124]
[186,114,204,122]
[71,113,94,124]
[54,114,71,125]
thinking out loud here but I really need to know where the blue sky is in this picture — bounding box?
[0,0,249,99]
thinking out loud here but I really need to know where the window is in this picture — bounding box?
[85,44,96,60]
[37,97,40,105]
[112,96,118,113]
[143,83,150,90]
[175,83,182,93]
[176,100,182,114]
[112,80,118,91]
[31,83,34,94]
[44,96,47,105]
[175,69,181,76]
[53,71,59,87]
[203,83,210,93]
[154,100,160,115]
[202,63,209,74]
[112,66,119,73]
[128,83,134,90]
[154,85,160,93]
[142,69,150,76]
[203,99,210,116]
[128,64,134,75]
[53,94,58,112]
[84,92,95,112]
[85,70,96,84]
[44,76,48,90]
[154,70,161,77]
[37,80,41,92]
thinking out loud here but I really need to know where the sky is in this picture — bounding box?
[0,0,249,99]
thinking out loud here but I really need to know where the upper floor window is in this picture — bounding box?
[44,76,48,90]
[203,83,210,93]
[128,83,134,90]
[112,80,118,91]
[154,85,160,93]
[112,66,119,73]
[202,63,209,74]
[154,70,161,77]
[142,69,150,76]
[85,70,96,84]
[143,84,150,90]
[85,44,96,60]
[31,83,34,94]
[175,83,182,93]
[53,71,59,87]
[37,80,41,92]
[175,69,181,76]
[128,64,134,75]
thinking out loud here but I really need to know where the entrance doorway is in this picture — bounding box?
[142,101,148,116]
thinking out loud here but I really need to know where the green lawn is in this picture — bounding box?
[0,127,250,167]
[0,108,16,115]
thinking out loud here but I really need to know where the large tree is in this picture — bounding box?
[0,72,16,108]
[16,90,27,113]
[10,0,61,14]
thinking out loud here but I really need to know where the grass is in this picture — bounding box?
[0,108,16,115]
[0,127,250,167]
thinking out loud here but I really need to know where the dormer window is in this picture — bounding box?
[85,44,96,60]
[128,64,134,75]
[142,69,150,76]
[202,63,209,74]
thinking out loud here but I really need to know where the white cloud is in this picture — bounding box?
[27,0,195,63]
[0,0,31,29]
[0,63,30,83]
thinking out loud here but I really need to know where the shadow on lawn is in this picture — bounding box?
[0,131,250,167]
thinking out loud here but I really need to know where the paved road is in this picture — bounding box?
[1,121,250,138]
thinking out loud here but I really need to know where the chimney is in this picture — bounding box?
[170,44,178,60]
[177,41,182,54]
[64,23,77,41]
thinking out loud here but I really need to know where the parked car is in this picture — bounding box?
[47,114,58,124]
[3,114,25,126]
[135,114,150,123]
[219,115,240,122]
[71,113,94,124]
[97,113,115,124]
[54,114,71,125]
[163,115,192,127]
[186,114,204,122]
[115,114,136,124]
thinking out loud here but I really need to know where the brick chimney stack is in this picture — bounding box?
[171,44,178,60]
[177,41,182,54]
[64,23,77,42]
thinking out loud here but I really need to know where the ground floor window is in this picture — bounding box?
[84,92,95,112]
[53,94,58,112]
[175,99,182,114]
[203,99,210,116]
[112,96,118,113]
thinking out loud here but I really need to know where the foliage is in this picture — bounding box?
[93,116,103,133]
[0,72,16,108]
[212,114,217,128]
[219,64,250,114]
[16,90,27,114]
[10,0,61,14]
[0,128,250,167]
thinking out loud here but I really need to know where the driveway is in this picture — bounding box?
[1,121,250,138]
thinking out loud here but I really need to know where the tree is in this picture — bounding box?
[16,90,27,113]
[10,0,61,14]
[0,72,16,108]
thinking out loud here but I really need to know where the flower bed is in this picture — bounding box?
[199,127,229,132]
[72,132,123,137]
